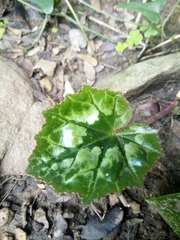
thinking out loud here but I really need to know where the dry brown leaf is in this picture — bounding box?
[78,54,98,66]
[84,61,96,80]
[39,77,53,93]
[6,49,24,59]
[26,46,41,57]
[90,0,101,10]
[7,26,22,35]
[87,40,95,55]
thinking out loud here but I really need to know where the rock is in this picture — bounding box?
[77,207,123,239]
[0,56,51,175]
[69,29,87,49]
[94,52,180,100]
[33,59,57,77]
[53,211,68,238]
[0,208,14,226]
[15,228,27,240]
[34,208,49,230]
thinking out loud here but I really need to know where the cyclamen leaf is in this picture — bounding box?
[147,193,180,237]
[26,86,163,206]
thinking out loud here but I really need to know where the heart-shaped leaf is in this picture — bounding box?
[126,30,143,46]
[117,0,167,24]
[147,193,180,237]
[26,86,163,206]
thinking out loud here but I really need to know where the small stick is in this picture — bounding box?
[146,34,180,53]
[88,16,128,38]
[141,100,179,125]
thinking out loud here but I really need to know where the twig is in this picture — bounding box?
[53,12,119,43]
[78,0,138,26]
[88,16,128,38]
[46,95,56,106]
[146,34,180,53]
[139,50,170,61]
[141,100,179,125]
[0,177,20,206]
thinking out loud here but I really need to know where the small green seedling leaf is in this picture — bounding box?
[116,42,128,52]
[3,19,9,24]
[140,20,150,32]
[126,30,143,47]
[140,20,158,38]
[147,193,180,237]
[26,86,163,206]
[51,27,58,33]
[172,106,180,115]
[26,0,54,14]
[117,0,167,24]
[144,27,158,38]
[0,28,5,40]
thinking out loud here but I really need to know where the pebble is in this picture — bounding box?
[69,29,87,49]
[0,208,14,226]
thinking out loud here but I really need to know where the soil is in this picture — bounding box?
[1,0,180,240]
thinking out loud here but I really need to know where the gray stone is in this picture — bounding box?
[94,52,180,99]
[0,57,51,175]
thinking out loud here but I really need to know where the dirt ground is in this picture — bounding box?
[1,0,180,239]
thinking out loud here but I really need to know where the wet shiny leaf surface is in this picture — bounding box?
[26,86,163,206]
[147,193,180,237]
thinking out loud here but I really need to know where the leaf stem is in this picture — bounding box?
[78,0,138,26]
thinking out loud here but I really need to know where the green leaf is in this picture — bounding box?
[117,0,167,24]
[140,20,150,32]
[140,20,159,38]
[126,30,143,47]
[0,27,5,39]
[147,193,180,237]
[26,86,163,206]
[3,19,9,24]
[51,27,58,33]
[25,0,54,14]
[144,27,158,38]
[116,42,128,52]
[172,106,180,115]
